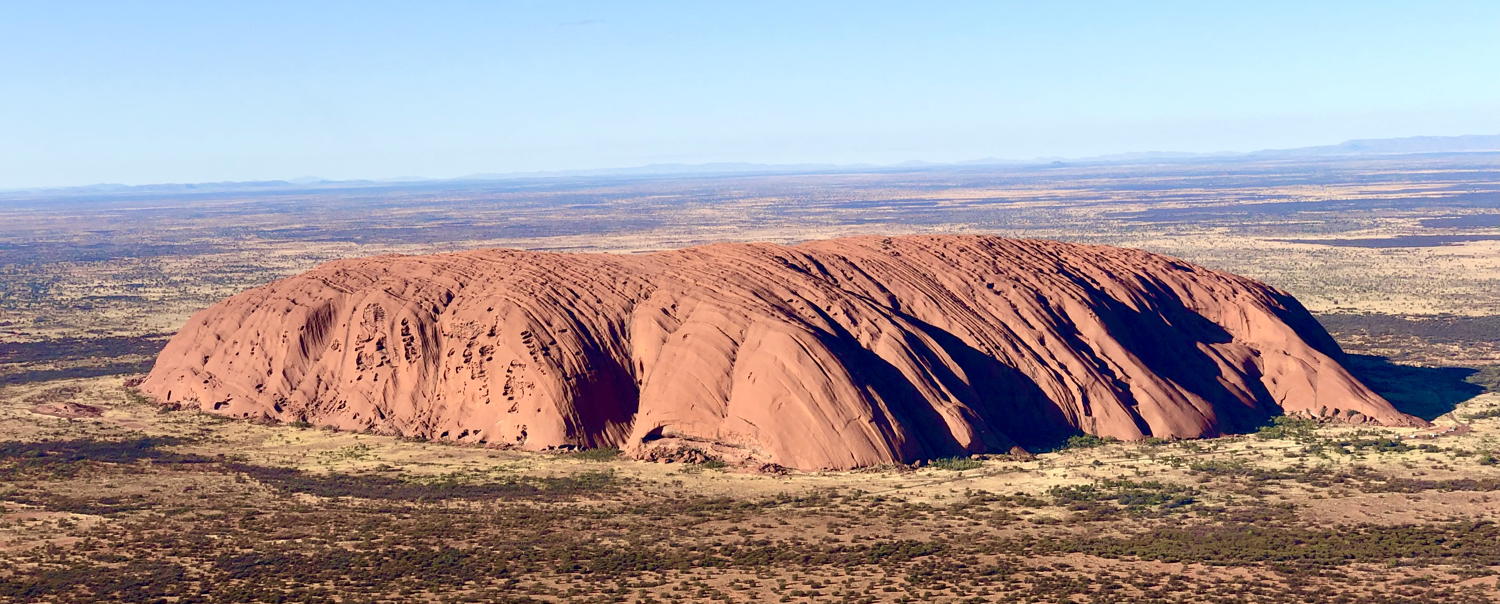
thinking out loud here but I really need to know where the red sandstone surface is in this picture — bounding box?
[139,235,1421,469]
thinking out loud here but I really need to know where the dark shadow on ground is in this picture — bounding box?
[0,360,155,385]
[0,437,619,504]
[1342,354,1488,421]
[0,336,169,364]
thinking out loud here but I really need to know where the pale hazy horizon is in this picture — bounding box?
[5,1,1499,188]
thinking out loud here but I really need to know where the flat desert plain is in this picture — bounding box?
[2,154,1499,602]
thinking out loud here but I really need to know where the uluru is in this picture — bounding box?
[138,235,1421,470]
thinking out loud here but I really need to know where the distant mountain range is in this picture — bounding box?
[1251,134,1500,157]
[7,134,1499,197]
[1050,134,1500,164]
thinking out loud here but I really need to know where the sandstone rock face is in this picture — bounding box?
[140,235,1421,470]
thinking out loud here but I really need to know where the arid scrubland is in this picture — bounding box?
[1,375,1497,601]
[2,154,1499,601]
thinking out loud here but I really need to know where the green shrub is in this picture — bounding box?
[122,388,154,407]
[1255,416,1319,441]
[1466,366,1500,393]
[928,457,982,471]
[1062,434,1119,450]
[570,447,622,462]
[1047,479,1197,514]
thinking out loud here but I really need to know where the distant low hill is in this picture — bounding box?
[7,134,1498,197]
[1251,134,1500,157]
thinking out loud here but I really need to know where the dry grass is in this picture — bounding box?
[2,155,1498,600]
[0,374,1497,600]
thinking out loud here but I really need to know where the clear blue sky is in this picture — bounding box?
[4,1,1498,188]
